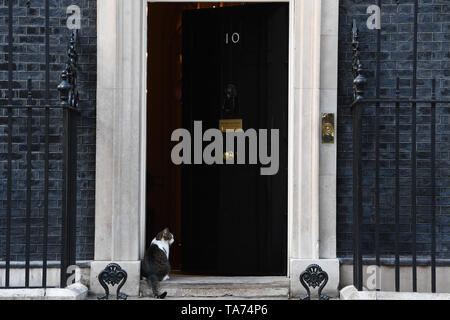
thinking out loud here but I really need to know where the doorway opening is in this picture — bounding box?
[146,2,288,276]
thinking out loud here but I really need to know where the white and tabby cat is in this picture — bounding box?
[141,228,174,299]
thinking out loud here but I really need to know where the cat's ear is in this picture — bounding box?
[156,231,164,240]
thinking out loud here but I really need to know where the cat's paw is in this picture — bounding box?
[155,292,167,299]
[163,275,170,281]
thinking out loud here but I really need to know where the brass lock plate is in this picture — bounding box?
[219,119,243,133]
[322,113,335,144]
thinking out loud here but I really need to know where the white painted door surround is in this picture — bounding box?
[91,0,340,298]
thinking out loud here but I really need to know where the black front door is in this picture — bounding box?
[182,4,288,276]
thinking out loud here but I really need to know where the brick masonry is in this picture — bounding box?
[0,0,96,262]
[338,0,450,261]
[1,0,448,266]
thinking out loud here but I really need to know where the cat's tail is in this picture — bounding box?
[148,275,167,299]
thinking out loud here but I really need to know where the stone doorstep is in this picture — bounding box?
[340,285,450,300]
[0,283,88,300]
[140,277,290,298]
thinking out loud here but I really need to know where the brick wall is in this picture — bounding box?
[2,0,448,265]
[0,0,96,262]
[338,0,450,260]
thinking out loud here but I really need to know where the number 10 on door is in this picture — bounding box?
[225,32,240,44]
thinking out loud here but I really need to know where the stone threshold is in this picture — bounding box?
[140,276,290,299]
[89,295,290,300]
[340,285,450,300]
[0,283,88,300]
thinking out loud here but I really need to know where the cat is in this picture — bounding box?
[141,228,174,299]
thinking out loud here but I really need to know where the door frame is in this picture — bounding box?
[93,0,339,297]
[141,0,294,275]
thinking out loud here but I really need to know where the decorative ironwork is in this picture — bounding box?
[299,264,329,300]
[1,2,79,289]
[350,2,450,293]
[352,20,367,103]
[27,79,33,105]
[58,29,79,109]
[97,263,128,300]
[58,29,80,287]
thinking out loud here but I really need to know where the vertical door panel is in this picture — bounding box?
[182,4,288,276]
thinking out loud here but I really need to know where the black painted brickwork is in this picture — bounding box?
[0,0,96,262]
[2,0,449,265]
[338,0,450,261]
